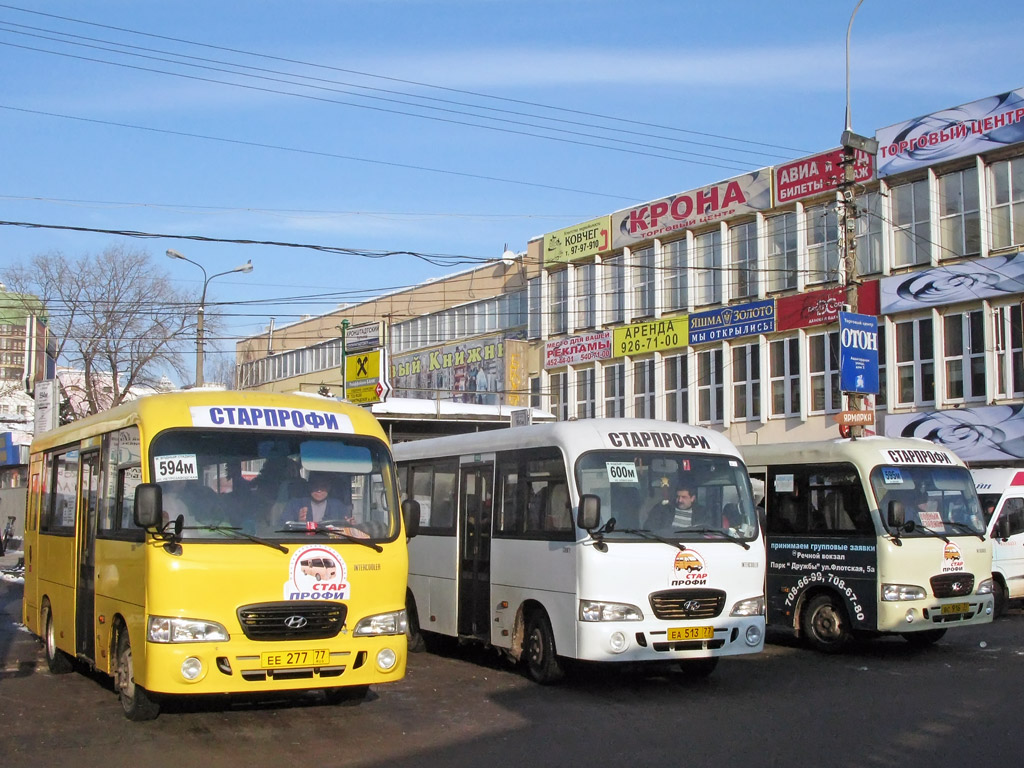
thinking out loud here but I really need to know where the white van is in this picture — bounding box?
[971,467,1024,616]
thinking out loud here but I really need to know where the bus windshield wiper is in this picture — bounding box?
[612,528,688,552]
[296,525,384,552]
[673,526,751,550]
[901,521,950,544]
[193,524,289,553]
[942,521,985,541]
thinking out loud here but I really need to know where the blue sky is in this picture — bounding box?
[2,0,1022,379]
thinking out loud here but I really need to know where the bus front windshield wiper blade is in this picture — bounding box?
[901,521,950,544]
[612,528,688,552]
[673,526,751,550]
[193,525,289,553]
[943,521,986,541]
[290,524,384,552]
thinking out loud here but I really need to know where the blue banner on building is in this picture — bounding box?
[688,300,775,345]
[839,312,879,394]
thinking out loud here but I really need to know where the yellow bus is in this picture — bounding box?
[23,390,414,719]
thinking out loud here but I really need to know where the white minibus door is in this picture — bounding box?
[458,461,494,639]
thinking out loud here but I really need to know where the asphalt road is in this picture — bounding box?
[2,573,1021,768]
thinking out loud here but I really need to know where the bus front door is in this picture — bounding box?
[458,462,493,639]
[75,450,100,661]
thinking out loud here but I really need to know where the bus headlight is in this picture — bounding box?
[376,648,398,670]
[579,600,643,622]
[881,584,926,602]
[148,616,229,643]
[730,596,765,617]
[181,657,204,681]
[976,578,994,595]
[353,610,408,637]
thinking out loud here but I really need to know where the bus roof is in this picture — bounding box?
[29,390,389,453]
[738,435,967,469]
[392,418,743,463]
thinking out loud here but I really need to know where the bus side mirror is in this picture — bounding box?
[402,499,420,539]
[995,515,1010,540]
[134,483,163,529]
[578,494,601,531]
[887,500,905,529]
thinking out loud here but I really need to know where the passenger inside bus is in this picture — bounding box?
[546,482,573,531]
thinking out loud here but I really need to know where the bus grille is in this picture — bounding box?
[236,601,347,641]
[929,573,975,598]
[649,589,725,620]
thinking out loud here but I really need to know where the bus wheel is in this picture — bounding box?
[42,601,73,674]
[324,685,369,706]
[801,594,852,653]
[524,611,564,685]
[677,657,719,679]
[993,580,1008,618]
[901,628,946,647]
[116,631,160,721]
[406,597,426,653]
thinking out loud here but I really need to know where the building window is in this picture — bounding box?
[989,158,1024,250]
[530,376,542,409]
[730,220,758,299]
[549,269,568,336]
[806,203,840,285]
[603,255,625,326]
[892,179,931,267]
[895,317,935,405]
[856,191,884,276]
[603,362,625,417]
[548,371,568,420]
[663,238,689,311]
[696,348,723,424]
[694,229,722,306]
[994,304,1024,398]
[769,337,800,417]
[808,330,841,413]
[633,359,655,418]
[527,277,541,339]
[732,342,760,421]
[938,167,980,259]
[575,263,595,331]
[576,367,596,419]
[664,352,689,423]
[943,310,985,402]
[766,213,798,292]
[632,247,655,319]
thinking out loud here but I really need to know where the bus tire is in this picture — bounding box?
[42,601,74,674]
[116,630,160,721]
[324,685,369,706]
[406,595,426,653]
[901,628,946,647]
[677,657,719,679]
[800,594,852,654]
[524,611,564,685]
[993,579,1008,618]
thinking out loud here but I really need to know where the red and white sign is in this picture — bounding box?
[773,147,873,205]
[544,331,612,369]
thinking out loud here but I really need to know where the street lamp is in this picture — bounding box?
[166,249,254,388]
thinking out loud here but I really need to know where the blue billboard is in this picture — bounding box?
[839,312,879,394]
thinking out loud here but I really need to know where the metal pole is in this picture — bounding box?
[340,319,349,400]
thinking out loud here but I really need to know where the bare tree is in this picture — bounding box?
[2,244,196,416]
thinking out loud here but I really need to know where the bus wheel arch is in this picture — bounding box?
[41,597,73,674]
[798,589,853,654]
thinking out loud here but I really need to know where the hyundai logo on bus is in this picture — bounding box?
[284,615,308,629]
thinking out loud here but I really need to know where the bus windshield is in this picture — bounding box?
[869,464,985,537]
[576,451,757,541]
[150,429,399,542]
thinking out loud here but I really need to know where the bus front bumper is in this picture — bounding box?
[576,616,766,662]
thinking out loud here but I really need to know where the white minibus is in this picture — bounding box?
[394,418,765,682]
[971,467,1024,615]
